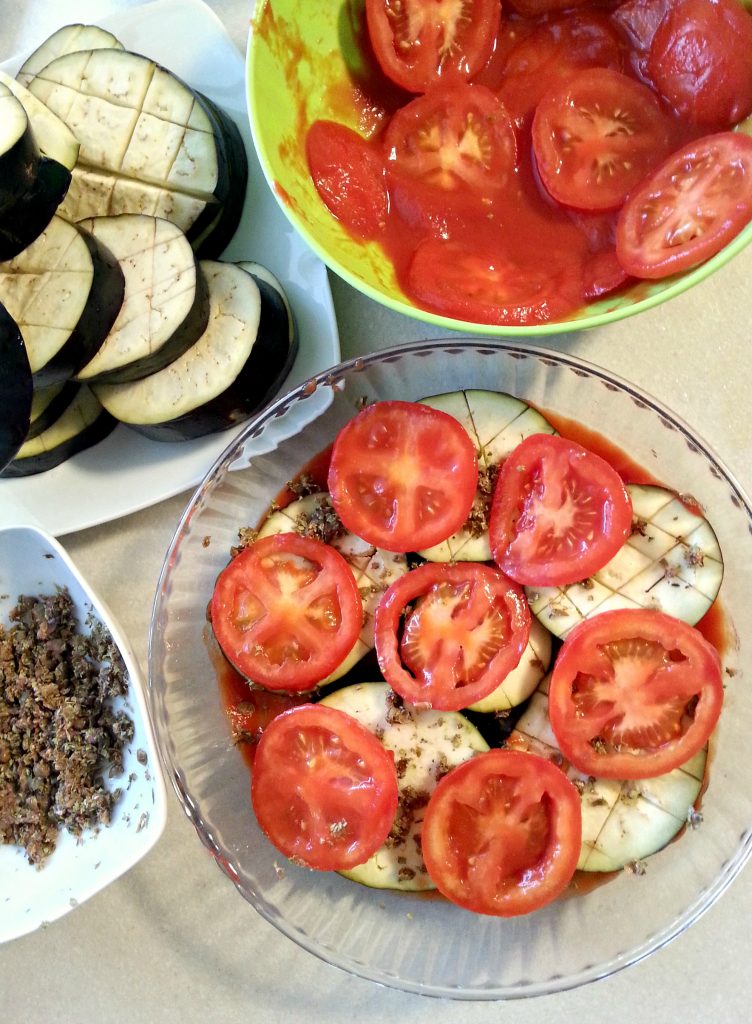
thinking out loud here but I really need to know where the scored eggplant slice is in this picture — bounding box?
[74,214,206,384]
[1,384,116,478]
[527,484,724,639]
[93,259,297,440]
[417,389,556,562]
[0,302,32,471]
[16,23,124,86]
[27,48,247,255]
[0,215,125,387]
[0,70,79,170]
[320,682,489,892]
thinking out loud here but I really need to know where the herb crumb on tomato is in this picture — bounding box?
[327,399,479,553]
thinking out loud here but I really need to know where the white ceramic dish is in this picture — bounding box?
[0,0,340,537]
[0,525,167,944]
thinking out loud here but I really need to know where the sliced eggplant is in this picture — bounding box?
[527,484,724,640]
[319,682,489,891]
[0,83,39,212]
[0,215,125,387]
[74,214,206,384]
[26,380,79,440]
[16,24,124,86]
[59,166,212,234]
[467,616,553,713]
[92,259,297,438]
[0,303,32,471]
[417,389,556,562]
[506,675,707,872]
[0,83,72,261]
[237,261,296,350]
[27,48,247,254]
[256,493,409,683]
[1,384,116,478]
[0,69,79,170]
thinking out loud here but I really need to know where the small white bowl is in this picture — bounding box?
[0,524,166,943]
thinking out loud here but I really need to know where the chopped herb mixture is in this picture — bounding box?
[0,590,132,866]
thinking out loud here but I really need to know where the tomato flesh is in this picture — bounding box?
[327,400,478,553]
[647,0,752,130]
[548,609,724,779]
[384,83,517,197]
[489,433,633,587]
[532,68,671,212]
[616,132,752,279]
[210,533,363,692]
[306,120,387,240]
[375,561,531,711]
[366,0,501,93]
[251,704,399,870]
[421,749,582,916]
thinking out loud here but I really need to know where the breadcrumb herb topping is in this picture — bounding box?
[0,590,133,866]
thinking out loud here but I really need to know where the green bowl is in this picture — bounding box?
[246,0,752,336]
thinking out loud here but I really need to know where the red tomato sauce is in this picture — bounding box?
[286,0,752,325]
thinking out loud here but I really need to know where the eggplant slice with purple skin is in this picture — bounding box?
[0,302,32,471]
[27,46,247,258]
[93,260,297,441]
[0,215,125,388]
[1,384,116,478]
[0,83,71,262]
[15,23,124,86]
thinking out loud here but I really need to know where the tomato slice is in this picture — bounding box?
[406,238,581,326]
[615,132,752,280]
[497,11,624,126]
[374,561,531,711]
[210,533,363,692]
[251,704,399,870]
[647,0,752,130]
[421,749,582,916]
[383,83,517,198]
[489,433,633,587]
[365,0,501,93]
[306,120,387,240]
[532,68,671,212]
[506,0,589,14]
[548,609,724,779]
[327,400,478,553]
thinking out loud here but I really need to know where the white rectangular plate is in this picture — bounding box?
[0,0,340,536]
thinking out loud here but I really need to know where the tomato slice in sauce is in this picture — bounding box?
[365,0,501,93]
[210,533,363,692]
[548,608,724,779]
[251,703,399,870]
[532,68,671,212]
[615,132,752,280]
[421,748,582,916]
[489,433,633,587]
[327,400,478,553]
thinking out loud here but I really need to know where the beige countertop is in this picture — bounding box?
[1,1,751,1020]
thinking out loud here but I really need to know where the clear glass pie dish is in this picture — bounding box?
[147,340,752,999]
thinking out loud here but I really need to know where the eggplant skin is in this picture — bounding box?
[0,406,116,478]
[0,156,71,262]
[0,302,32,471]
